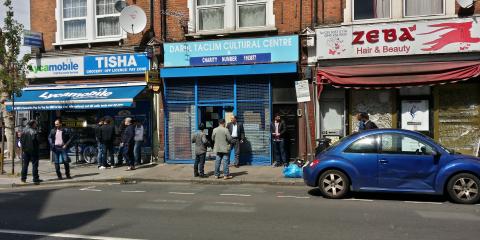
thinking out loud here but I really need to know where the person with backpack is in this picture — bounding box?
[192,123,209,178]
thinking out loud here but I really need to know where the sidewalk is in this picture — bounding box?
[0,159,304,188]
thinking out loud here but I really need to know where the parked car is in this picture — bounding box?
[303,129,480,204]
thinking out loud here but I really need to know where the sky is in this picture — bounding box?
[0,0,31,58]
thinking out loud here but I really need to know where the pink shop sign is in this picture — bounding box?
[316,17,480,59]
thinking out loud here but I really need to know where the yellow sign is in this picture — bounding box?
[145,70,161,84]
[63,120,87,128]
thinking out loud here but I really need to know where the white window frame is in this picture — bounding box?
[403,0,446,18]
[55,0,127,46]
[95,0,122,38]
[62,0,88,41]
[195,0,226,32]
[351,0,392,22]
[236,0,268,30]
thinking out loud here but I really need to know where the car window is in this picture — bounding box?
[344,135,377,153]
[380,134,435,155]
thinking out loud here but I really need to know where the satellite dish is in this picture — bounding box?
[456,0,474,8]
[119,5,147,34]
[114,0,127,12]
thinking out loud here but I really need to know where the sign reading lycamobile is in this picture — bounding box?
[163,35,299,67]
[27,53,150,78]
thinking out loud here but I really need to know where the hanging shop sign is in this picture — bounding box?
[26,53,150,78]
[163,35,299,67]
[316,17,480,59]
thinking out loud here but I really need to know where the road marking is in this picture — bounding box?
[404,201,443,205]
[214,202,245,205]
[201,205,255,213]
[153,199,189,203]
[121,190,146,193]
[0,229,146,240]
[276,195,310,199]
[79,186,101,192]
[342,198,374,202]
[168,192,196,195]
[219,193,252,197]
[416,211,480,221]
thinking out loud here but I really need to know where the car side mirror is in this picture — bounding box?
[432,150,441,164]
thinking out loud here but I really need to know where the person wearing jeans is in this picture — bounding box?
[133,121,145,165]
[95,119,104,168]
[212,119,232,179]
[192,123,208,178]
[121,118,136,170]
[48,119,72,180]
[20,120,41,184]
[271,113,288,167]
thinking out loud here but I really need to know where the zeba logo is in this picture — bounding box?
[352,25,416,45]
[39,89,113,100]
[419,22,480,51]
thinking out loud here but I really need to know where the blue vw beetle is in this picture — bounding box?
[303,129,480,204]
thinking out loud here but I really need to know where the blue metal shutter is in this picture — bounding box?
[197,77,234,103]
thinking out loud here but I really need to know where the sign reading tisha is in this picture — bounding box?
[163,35,299,67]
[317,17,480,59]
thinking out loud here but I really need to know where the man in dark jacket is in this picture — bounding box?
[20,120,41,184]
[95,118,104,168]
[121,118,136,170]
[226,115,245,168]
[100,118,115,168]
[271,113,288,167]
[361,112,379,130]
[48,119,72,180]
[116,119,127,166]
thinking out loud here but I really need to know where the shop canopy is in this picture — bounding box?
[5,82,146,111]
[317,61,480,89]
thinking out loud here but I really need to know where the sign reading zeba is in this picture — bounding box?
[316,17,480,59]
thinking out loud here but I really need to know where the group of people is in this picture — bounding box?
[192,113,288,179]
[19,117,146,184]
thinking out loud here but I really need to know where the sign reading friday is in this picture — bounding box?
[26,53,150,78]
[163,35,299,67]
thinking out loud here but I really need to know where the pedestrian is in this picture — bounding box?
[95,118,105,169]
[361,112,379,130]
[356,112,366,132]
[121,117,136,170]
[271,113,288,167]
[116,118,127,167]
[226,115,245,168]
[48,119,72,180]
[20,120,41,184]
[100,118,115,169]
[133,120,145,165]
[212,119,233,180]
[192,123,208,178]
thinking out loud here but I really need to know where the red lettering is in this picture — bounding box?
[399,28,415,42]
[352,31,364,45]
[366,30,379,43]
[382,29,397,42]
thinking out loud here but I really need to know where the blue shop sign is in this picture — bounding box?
[84,53,149,75]
[164,35,299,67]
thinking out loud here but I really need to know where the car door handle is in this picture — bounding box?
[379,159,389,164]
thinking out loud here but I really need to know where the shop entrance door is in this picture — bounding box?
[198,105,234,159]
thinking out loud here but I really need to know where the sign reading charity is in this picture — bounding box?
[27,53,150,78]
[163,35,299,67]
[317,17,480,59]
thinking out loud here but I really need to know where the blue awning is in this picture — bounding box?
[160,62,297,78]
[6,82,146,111]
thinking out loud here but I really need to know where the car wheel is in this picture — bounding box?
[318,170,350,199]
[447,173,480,204]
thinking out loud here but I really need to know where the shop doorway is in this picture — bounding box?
[197,105,234,159]
[320,99,345,142]
[273,104,298,161]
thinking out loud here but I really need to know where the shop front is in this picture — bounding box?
[8,53,154,161]
[315,17,480,154]
[161,35,299,165]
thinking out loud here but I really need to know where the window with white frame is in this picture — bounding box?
[96,0,121,37]
[404,0,444,17]
[353,0,391,20]
[197,0,225,31]
[237,0,267,28]
[63,0,87,39]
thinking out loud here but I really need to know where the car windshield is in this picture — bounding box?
[422,134,451,154]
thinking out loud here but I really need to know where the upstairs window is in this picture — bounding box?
[96,0,121,37]
[353,0,390,21]
[237,0,267,28]
[404,0,444,17]
[197,0,225,31]
[63,0,87,39]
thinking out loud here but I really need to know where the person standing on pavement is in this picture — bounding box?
[116,119,127,167]
[95,118,105,169]
[100,118,115,169]
[48,119,72,180]
[212,119,233,180]
[361,112,379,130]
[20,120,41,184]
[226,115,245,168]
[356,112,366,132]
[133,120,145,165]
[121,118,136,170]
[271,113,288,167]
[192,123,208,178]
